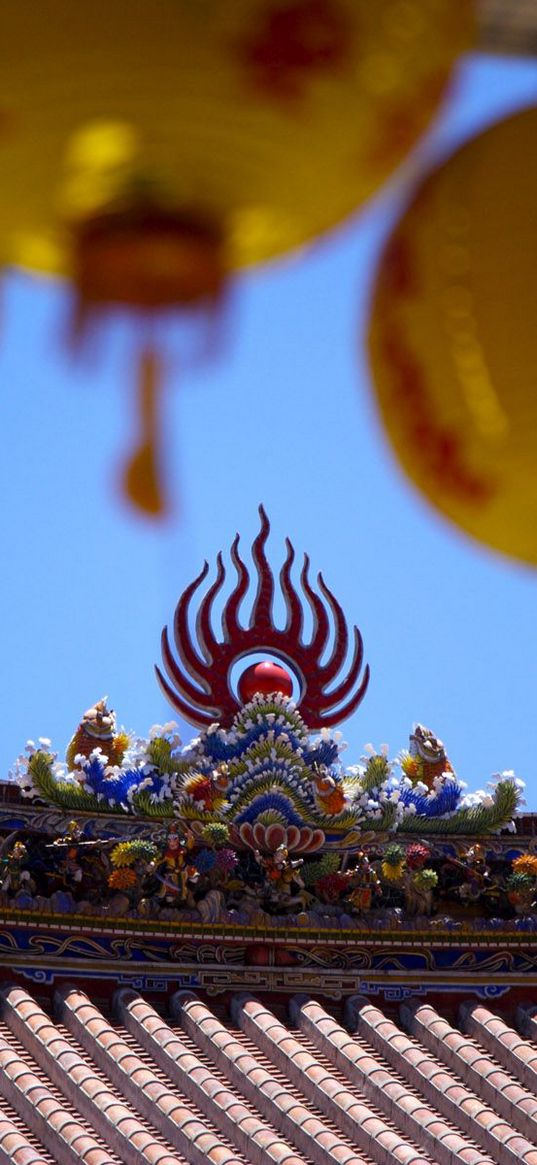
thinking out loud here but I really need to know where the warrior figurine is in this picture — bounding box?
[458,844,491,908]
[255,845,308,912]
[346,850,381,914]
[157,824,196,907]
[50,821,85,892]
[0,841,34,899]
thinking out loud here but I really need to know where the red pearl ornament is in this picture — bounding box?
[238,660,293,704]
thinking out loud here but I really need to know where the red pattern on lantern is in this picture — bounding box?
[237,0,349,103]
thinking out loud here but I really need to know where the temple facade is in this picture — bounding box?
[1,511,535,1164]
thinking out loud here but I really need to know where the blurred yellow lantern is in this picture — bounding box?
[0,0,471,516]
[369,105,537,567]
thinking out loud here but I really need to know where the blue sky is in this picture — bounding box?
[1,52,537,804]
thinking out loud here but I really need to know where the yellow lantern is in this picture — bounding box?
[369,105,537,567]
[1,0,472,516]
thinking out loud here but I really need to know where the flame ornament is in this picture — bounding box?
[156,506,370,728]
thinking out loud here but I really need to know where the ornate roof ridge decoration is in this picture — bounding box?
[1,516,534,988]
[8,513,526,868]
[155,504,370,729]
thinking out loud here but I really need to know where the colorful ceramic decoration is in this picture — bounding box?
[368,105,537,566]
[12,512,523,847]
[1,793,535,931]
[400,725,454,791]
[65,698,129,772]
[0,1,471,515]
[8,511,528,930]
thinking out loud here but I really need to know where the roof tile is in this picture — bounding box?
[2,981,537,1165]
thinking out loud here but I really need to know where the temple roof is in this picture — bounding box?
[2,510,534,1162]
[2,985,537,1165]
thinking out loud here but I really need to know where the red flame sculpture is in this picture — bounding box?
[156,506,369,728]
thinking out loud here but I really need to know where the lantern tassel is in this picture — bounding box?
[122,346,168,518]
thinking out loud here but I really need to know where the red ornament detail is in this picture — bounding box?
[156,503,368,722]
[238,660,293,704]
[156,505,369,730]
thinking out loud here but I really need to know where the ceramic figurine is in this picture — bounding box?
[0,841,34,898]
[156,825,196,907]
[457,844,491,909]
[346,851,381,914]
[66,698,129,771]
[311,765,346,815]
[255,845,308,912]
[402,724,454,789]
[49,821,85,892]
